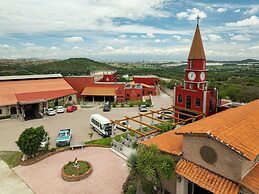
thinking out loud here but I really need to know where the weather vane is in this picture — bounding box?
[196,15,200,25]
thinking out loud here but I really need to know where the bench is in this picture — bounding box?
[70,141,85,150]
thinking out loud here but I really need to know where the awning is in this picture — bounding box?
[240,163,259,194]
[16,89,77,104]
[81,87,116,96]
[176,159,240,194]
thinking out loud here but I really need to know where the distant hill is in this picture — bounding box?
[0,58,114,76]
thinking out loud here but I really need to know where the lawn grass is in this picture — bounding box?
[63,161,90,176]
[0,151,23,168]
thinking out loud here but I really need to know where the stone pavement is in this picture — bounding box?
[15,147,129,194]
[0,160,34,194]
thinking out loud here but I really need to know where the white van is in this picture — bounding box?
[90,114,112,137]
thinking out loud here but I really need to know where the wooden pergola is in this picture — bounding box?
[110,105,205,139]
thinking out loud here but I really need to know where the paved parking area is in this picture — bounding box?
[14,147,128,194]
[0,92,173,151]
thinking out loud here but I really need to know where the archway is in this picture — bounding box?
[10,106,17,115]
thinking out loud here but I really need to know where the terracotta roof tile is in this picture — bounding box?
[140,129,183,156]
[176,99,259,160]
[81,87,116,96]
[188,24,206,60]
[240,163,259,193]
[0,78,74,106]
[16,89,77,104]
[176,159,240,194]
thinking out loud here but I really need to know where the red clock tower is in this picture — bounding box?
[174,17,218,117]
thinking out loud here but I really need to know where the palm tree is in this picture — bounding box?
[127,145,175,194]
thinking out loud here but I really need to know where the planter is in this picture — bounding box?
[61,160,92,182]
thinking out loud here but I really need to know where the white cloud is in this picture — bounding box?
[146,33,156,38]
[130,35,138,38]
[217,8,227,13]
[176,8,207,20]
[104,46,114,51]
[205,34,223,41]
[20,42,35,47]
[234,9,240,13]
[244,5,259,15]
[226,16,259,27]
[173,35,181,40]
[141,33,156,38]
[154,38,167,43]
[0,44,12,49]
[0,0,170,35]
[64,37,84,43]
[230,34,251,41]
[119,34,127,39]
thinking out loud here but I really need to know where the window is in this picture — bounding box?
[209,99,213,113]
[186,96,191,109]
[189,60,193,69]
[189,84,193,89]
[137,94,140,97]
[178,95,182,103]
[203,60,206,69]
[195,98,201,107]
[127,94,129,97]
[68,96,72,101]
[0,109,2,114]
[91,118,100,128]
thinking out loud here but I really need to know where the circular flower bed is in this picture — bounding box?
[61,160,92,182]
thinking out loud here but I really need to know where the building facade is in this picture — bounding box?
[174,22,218,117]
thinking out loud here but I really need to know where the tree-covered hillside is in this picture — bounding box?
[0,58,114,76]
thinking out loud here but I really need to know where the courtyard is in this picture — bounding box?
[14,147,128,194]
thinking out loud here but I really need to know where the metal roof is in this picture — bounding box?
[0,74,62,81]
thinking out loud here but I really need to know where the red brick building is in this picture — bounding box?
[174,21,218,117]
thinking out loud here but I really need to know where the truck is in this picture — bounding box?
[90,114,112,137]
[56,129,72,147]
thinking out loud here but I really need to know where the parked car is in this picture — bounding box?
[39,134,49,150]
[103,102,111,112]
[67,105,77,112]
[46,108,56,116]
[157,111,173,120]
[56,106,65,113]
[115,121,131,132]
[56,129,72,147]
[139,104,148,112]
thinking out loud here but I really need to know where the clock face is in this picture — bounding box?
[200,72,205,81]
[188,72,196,81]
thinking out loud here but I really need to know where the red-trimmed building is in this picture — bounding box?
[174,22,218,117]
[65,72,159,102]
[0,74,77,121]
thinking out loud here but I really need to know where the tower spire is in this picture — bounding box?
[188,16,206,60]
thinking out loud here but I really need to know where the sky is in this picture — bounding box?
[0,0,259,61]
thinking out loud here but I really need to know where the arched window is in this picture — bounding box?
[178,95,182,103]
[189,60,193,69]
[68,96,72,101]
[195,98,201,107]
[186,96,191,109]
[0,109,2,115]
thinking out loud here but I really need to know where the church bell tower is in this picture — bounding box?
[174,16,218,117]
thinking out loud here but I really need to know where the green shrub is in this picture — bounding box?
[16,126,48,158]
[0,115,11,120]
[129,103,134,107]
[121,103,125,107]
[50,147,57,152]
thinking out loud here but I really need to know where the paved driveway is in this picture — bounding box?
[14,147,128,194]
[0,92,173,151]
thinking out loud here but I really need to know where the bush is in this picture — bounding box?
[121,103,125,107]
[129,102,134,107]
[50,147,57,152]
[0,115,11,120]
[16,126,47,158]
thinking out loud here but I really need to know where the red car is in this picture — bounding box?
[66,105,77,112]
